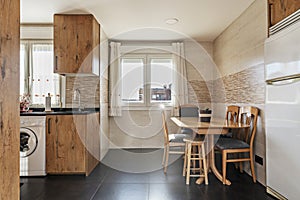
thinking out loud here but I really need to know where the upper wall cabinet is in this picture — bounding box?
[268,0,300,27]
[54,14,100,75]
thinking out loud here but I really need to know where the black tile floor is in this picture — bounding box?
[21,149,276,200]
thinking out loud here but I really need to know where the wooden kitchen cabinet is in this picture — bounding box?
[268,0,300,27]
[54,14,100,75]
[46,113,100,175]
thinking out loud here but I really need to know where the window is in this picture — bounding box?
[20,41,60,106]
[121,58,144,102]
[150,58,172,103]
[121,54,173,106]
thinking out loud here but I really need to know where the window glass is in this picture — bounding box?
[20,42,60,106]
[121,58,144,103]
[120,55,173,106]
[150,58,172,103]
[31,44,60,105]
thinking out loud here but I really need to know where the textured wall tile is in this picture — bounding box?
[188,80,211,104]
[100,77,109,103]
[65,76,100,108]
[212,64,265,104]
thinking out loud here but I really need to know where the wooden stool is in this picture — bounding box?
[183,138,208,185]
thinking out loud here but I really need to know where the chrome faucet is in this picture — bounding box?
[73,89,81,111]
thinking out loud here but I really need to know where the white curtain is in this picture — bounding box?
[171,42,188,116]
[109,41,122,116]
[28,43,60,106]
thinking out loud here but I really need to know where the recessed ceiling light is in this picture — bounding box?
[165,18,179,25]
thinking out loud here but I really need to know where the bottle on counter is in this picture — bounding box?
[45,93,51,112]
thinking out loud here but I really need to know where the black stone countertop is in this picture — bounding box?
[20,108,100,116]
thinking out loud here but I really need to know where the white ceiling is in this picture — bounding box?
[21,0,255,41]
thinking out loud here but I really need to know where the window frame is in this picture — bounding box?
[120,53,174,108]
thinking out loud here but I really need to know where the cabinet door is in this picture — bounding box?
[46,115,86,174]
[54,14,96,74]
[269,0,300,26]
[46,115,58,173]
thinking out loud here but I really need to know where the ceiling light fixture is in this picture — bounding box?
[165,18,179,25]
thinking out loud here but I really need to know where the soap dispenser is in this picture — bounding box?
[45,93,51,112]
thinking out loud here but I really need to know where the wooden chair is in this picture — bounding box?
[215,105,239,143]
[179,104,199,117]
[182,138,208,185]
[161,110,188,173]
[215,106,259,184]
[179,104,199,135]
[226,105,240,123]
[224,105,241,169]
[222,105,240,138]
[179,104,202,169]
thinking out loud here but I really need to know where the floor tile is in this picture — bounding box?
[92,183,149,200]
[104,169,150,184]
[20,149,276,200]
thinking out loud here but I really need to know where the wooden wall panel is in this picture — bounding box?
[0,0,20,199]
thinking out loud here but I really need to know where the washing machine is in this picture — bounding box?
[20,116,46,176]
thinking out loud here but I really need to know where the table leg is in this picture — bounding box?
[196,134,231,185]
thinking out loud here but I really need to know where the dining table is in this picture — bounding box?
[170,117,250,185]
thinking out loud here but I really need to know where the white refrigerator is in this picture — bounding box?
[265,19,300,200]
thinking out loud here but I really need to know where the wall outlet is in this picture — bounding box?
[255,155,263,165]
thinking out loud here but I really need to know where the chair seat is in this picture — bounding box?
[220,132,233,138]
[183,137,203,144]
[215,138,250,150]
[180,128,194,135]
[169,134,191,143]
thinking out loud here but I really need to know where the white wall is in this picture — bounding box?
[99,28,110,160]
[21,25,53,39]
[109,109,178,149]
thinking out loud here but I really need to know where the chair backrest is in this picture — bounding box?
[179,104,199,117]
[226,105,240,123]
[238,106,259,147]
[161,111,169,145]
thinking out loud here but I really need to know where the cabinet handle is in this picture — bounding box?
[55,56,58,71]
[268,3,273,27]
[48,118,52,134]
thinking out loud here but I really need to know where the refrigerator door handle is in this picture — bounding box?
[266,74,300,85]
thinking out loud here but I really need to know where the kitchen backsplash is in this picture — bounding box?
[65,76,100,108]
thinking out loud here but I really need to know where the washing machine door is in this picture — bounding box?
[20,128,38,158]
